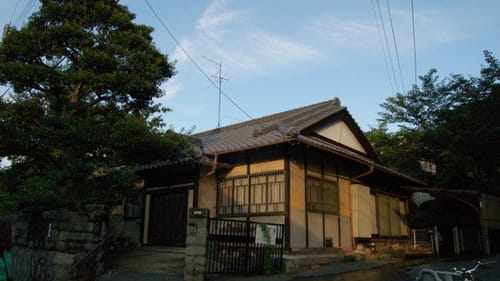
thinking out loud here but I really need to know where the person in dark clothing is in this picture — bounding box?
[0,220,13,281]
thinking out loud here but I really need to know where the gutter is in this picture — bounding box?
[352,163,374,182]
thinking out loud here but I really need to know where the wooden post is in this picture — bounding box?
[479,195,491,256]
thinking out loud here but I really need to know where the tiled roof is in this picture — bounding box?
[193,99,346,155]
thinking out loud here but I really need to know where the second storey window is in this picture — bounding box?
[218,171,285,216]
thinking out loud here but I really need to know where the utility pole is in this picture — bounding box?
[3,24,10,40]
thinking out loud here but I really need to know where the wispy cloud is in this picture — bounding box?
[306,17,379,50]
[305,7,462,58]
[173,0,321,77]
[159,78,182,101]
[196,0,242,39]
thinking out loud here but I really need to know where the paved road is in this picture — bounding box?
[395,256,499,281]
[266,256,499,281]
[96,247,184,281]
[95,246,498,281]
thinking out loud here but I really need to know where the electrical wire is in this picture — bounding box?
[143,0,257,125]
[1,87,11,99]
[371,0,395,94]
[376,0,400,93]
[385,0,406,93]
[9,1,20,25]
[14,0,38,27]
[411,0,418,88]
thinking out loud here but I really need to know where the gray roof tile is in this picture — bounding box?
[193,99,345,155]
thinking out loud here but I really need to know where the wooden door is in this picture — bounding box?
[148,190,188,246]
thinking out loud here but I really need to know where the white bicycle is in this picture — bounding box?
[416,260,496,281]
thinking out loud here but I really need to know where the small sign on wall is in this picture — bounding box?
[255,223,277,245]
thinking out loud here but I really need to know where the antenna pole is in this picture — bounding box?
[217,62,222,128]
[203,57,227,128]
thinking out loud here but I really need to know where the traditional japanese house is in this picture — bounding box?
[136,98,424,251]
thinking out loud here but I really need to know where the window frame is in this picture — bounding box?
[217,170,286,216]
[306,175,339,215]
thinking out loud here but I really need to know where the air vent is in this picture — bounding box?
[325,237,333,248]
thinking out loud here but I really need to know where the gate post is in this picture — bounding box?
[184,208,210,281]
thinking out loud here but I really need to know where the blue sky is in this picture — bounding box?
[2,0,500,133]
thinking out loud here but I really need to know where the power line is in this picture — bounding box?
[376,0,400,93]
[143,0,257,125]
[371,0,395,94]
[385,0,406,93]
[14,0,37,27]
[1,87,11,99]
[9,1,20,25]
[411,0,418,88]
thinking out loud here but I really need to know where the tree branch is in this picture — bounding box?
[68,82,82,103]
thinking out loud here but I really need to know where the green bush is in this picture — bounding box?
[343,255,356,262]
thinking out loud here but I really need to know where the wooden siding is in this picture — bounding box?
[376,193,406,237]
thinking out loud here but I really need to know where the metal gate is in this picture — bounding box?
[206,218,285,274]
[410,228,433,251]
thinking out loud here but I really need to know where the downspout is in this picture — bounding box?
[206,155,218,176]
[352,163,374,181]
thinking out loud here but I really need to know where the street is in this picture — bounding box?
[292,256,499,281]
[397,257,499,281]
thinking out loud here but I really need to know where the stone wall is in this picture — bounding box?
[184,208,209,281]
[10,205,108,281]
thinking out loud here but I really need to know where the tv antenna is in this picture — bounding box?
[204,57,228,128]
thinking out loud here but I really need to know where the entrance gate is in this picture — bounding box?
[148,190,188,246]
[206,218,285,274]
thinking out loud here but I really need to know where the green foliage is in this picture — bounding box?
[368,51,500,194]
[385,249,405,259]
[0,0,195,214]
[0,0,174,113]
[343,254,356,262]
[257,223,276,272]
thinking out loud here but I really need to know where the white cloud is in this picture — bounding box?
[196,0,243,39]
[248,30,322,70]
[306,17,379,51]
[175,0,321,77]
[171,38,196,64]
[159,78,182,100]
[305,7,462,58]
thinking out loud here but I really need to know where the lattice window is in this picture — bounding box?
[306,176,338,214]
[217,171,285,216]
